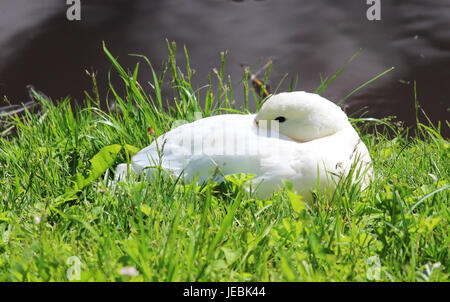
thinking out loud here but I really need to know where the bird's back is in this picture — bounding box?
[128,114,371,200]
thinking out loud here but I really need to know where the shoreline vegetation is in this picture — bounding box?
[0,41,448,281]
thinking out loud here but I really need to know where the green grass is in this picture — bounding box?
[0,41,448,282]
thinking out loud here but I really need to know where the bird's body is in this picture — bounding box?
[115,92,372,200]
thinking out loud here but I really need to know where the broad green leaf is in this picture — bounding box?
[284,181,306,214]
[221,247,239,265]
[88,144,122,180]
[140,204,152,217]
[0,212,10,223]
[73,172,87,191]
[279,250,299,281]
[72,144,122,191]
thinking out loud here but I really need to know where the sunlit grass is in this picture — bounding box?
[0,41,448,281]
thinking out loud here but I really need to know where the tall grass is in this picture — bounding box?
[0,42,448,281]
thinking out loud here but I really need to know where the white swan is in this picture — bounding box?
[115,91,372,200]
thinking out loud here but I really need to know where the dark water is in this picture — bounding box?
[0,0,449,135]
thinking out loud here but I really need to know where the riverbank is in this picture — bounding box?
[0,44,448,281]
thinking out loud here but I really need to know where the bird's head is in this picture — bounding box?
[254,91,350,142]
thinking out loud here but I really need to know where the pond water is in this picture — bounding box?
[0,0,449,135]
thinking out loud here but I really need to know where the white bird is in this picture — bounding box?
[115,91,372,200]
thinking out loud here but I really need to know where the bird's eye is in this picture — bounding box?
[274,116,286,123]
